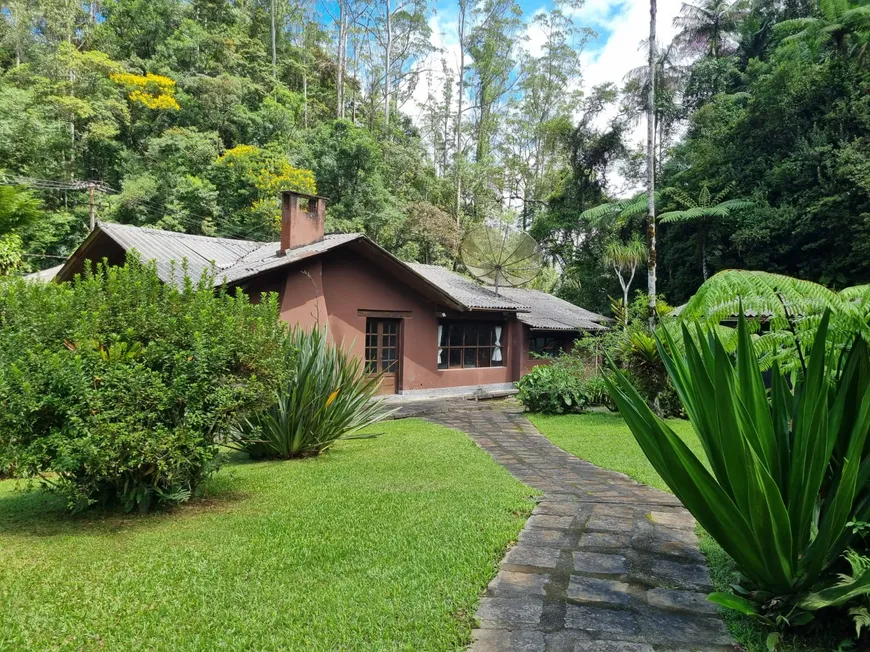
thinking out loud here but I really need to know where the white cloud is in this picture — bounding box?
[407,0,686,192]
[582,0,683,95]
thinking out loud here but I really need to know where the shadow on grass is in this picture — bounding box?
[0,466,250,538]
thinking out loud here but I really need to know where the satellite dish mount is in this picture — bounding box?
[460,225,543,295]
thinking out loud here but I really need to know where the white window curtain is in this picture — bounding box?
[492,325,503,363]
[437,324,443,365]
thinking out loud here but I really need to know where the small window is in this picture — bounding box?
[529,334,572,358]
[437,321,505,370]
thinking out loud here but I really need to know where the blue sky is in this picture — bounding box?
[408,0,683,149]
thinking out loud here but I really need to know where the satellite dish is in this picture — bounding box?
[460,225,543,295]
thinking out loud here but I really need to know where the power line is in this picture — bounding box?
[1,175,115,230]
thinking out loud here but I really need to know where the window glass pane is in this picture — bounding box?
[449,348,462,367]
[479,347,491,368]
[449,325,463,346]
[465,324,479,346]
[464,348,477,368]
[438,358,448,370]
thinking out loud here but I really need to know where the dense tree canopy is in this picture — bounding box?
[1,0,869,315]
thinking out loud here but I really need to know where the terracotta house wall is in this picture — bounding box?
[253,249,523,392]
[279,259,329,326]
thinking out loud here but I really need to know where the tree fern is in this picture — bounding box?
[676,270,870,373]
[658,184,752,279]
[580,193,651,227]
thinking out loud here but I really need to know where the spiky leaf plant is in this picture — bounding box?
[606,311,870,626]
[230,327,395,459]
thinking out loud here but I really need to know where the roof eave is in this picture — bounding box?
[467,305,531,313]
[54,224,110,283]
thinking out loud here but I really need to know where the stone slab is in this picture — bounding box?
[488,569,550,596]
[477,596,543,626]
[573,551,628,575]
[504,545,561,569]
[564,605,639,636]
[567,576,632,605]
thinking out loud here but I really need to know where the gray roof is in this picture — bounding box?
[50,223,607,328]
[494,286,610,331]
[23,263,65,282]
[407,263,529,311]
[217,233,362,286]
[408,264,609,331]
[62,223,362,288]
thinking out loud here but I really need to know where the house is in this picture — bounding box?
[47,191,610,395]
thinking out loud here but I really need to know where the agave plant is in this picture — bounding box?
[231,327,395,459]
[606,311,870,626]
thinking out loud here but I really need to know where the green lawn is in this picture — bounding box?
[526,411,702,491]
[528,410,851,652]
[0,419,536,652]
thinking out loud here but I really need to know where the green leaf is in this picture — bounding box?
[766,631,780,652]
[707,592,760,616]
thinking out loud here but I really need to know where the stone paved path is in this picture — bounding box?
[426,406,736,652]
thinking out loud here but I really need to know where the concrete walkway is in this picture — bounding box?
[426,406,736,652]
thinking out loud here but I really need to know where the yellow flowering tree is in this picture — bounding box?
[110,72,180,111]
[213,145,316,237]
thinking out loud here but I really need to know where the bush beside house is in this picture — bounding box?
[0,256,293,512]
[517,293,674,416]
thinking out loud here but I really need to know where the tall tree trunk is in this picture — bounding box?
[384,0,392,129]
[646,0,657,326]
[271,0,277,78]
[352,32,359,123]
[454,0,467,230]
[337,1,346,118]
[303,73,308,127]
[700,231,708,280]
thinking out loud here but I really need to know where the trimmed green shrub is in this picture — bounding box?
[607,311,870,633]
[517,363,590,414]
[0,256,292,512]
[230,327,394,459]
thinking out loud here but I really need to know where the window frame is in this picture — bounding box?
[437,320,505,370]
[528,333,573,359]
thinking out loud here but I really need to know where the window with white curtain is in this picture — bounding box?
[437,321,505,369]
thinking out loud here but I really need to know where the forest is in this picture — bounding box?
[1,0,869,313]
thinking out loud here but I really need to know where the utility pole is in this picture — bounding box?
[88,182,96,231]
[0,175,109,231]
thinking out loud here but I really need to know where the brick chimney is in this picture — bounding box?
[279,191,326,254]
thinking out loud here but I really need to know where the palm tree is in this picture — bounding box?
[775,0,870,57]
[580,192,657,228]
[603,235,647,325]
[625,41,686,177]
[673,0,746,57]
[658,184,751,280]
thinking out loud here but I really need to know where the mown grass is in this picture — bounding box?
[528,410,853,652]
[0,419,537,651]
[526,411,702,492]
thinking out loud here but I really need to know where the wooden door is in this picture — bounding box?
[365,318,400,395]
